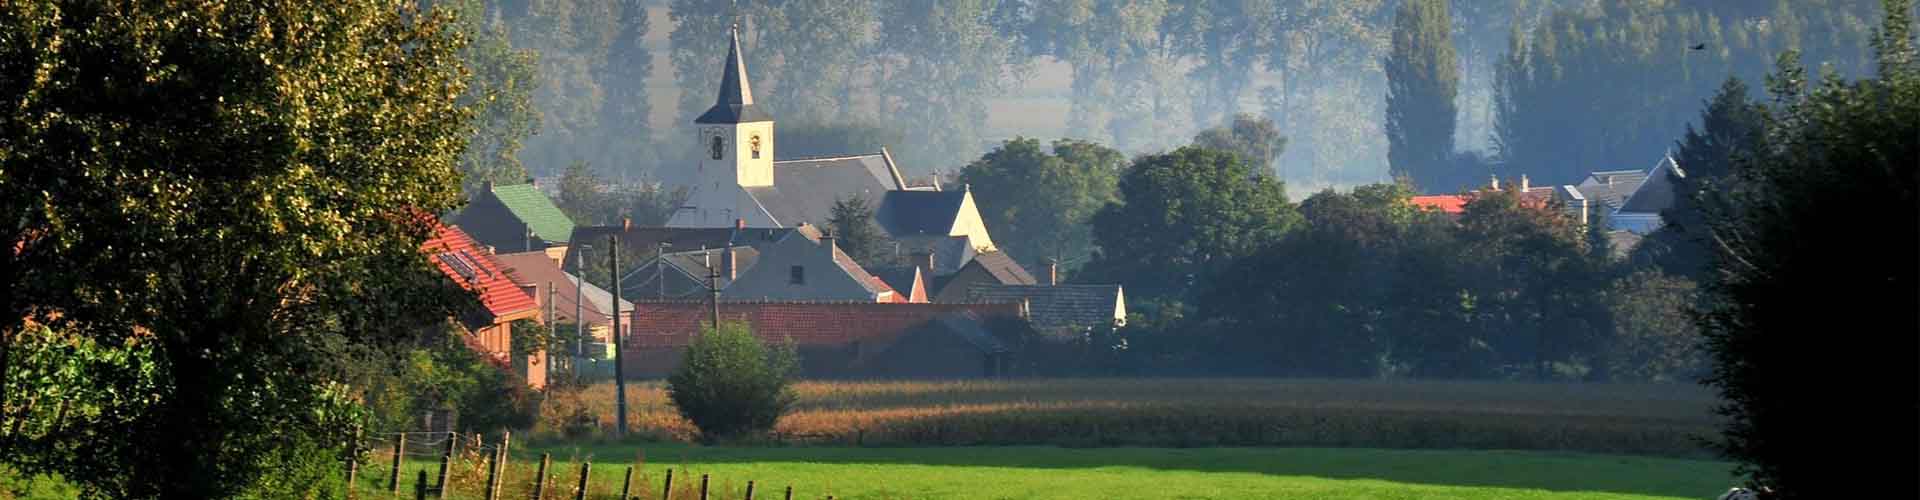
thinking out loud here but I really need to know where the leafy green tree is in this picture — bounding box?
[449,0,541,191]
[877,0,1020,169]
[778,121,905,159]
[595,0,656,174]
[1191,113,1287,175]
[1450,189,1604,379]
[555,161,688,227]
[666,321,798,442]
[1636,77,1765,279]
[512,0,621,174]
[827,195,890,266]
[752,0,877,125]
[1197,185,1416,377]
[1698,4,1917,494]
[1598,270,1705,383]
[0,1,471,497]
[1384,0,1459,191]
[1493,0,1881,184]
[556,161,623,225]
[959,138,1123,276]
[1089,146,1298,299]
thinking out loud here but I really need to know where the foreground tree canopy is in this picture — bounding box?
[1,1,475,497]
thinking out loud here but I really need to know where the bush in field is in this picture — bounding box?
[666,321,798,441]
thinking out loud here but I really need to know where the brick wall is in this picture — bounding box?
[625,301,1021,348]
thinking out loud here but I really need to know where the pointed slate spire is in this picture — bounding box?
[717,24,752,107]
[695,23,773,124]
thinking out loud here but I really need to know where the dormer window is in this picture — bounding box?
[789,265,805,285]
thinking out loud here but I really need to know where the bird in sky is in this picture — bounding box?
[1690,43,1707,50]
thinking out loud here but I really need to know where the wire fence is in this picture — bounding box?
[347,431,828,500]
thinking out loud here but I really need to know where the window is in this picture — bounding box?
[750,134,762,159]
[710,135,725,160]
[789,265,805,285]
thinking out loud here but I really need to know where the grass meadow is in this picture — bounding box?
[356,444,1734,500]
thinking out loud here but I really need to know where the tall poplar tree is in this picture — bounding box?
[1384,0,1459,192]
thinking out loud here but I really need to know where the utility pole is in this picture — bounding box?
[546,281,556,381]
[574,246,585,360]
[705,250,721,332]
[609,232,627,438]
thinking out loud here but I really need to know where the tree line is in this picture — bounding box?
[451,0,1900,198]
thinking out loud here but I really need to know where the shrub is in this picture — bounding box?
[666,321,798,442]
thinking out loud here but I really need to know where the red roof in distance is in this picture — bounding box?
[422,221,539,324]
[1410,195,1469,214]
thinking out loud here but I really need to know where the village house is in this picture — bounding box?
[421,220,547,389]
[452,180,577,262]
[495,250,633,359]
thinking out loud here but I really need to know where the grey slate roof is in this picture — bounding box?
[694,27,772,124]
[876,190,966,236]
[891,235,976,275]
[968,251,1038,286]
[562,226,798,274]
[1620,157,1683,214]
[867,266,923,298]
[742,153,902,227]
[1576,169,1650,211]
[965,284,1123,331]
[931,312,1009,353]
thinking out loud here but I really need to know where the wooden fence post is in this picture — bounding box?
[389,433,406,495]
[744,480,754,500]
[345,426,361,500]
[495,431,512,497]
[413,470,429,500]
[533,453,552,500]
[698,474,709,500]
[619,466,634,500]
[660,469,673,500]
[573,462,592,500]
[483,444,500,500]
[434,431,456,499]
[783,485,792,500]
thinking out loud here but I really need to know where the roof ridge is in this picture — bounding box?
[773,152,884,163]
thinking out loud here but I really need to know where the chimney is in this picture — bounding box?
[723,246,738,280]
[1520,174,1530,192]
[910,249,934,275]
[820,229,835,254]
[621,217,632,232]
[1488,175,1500,191]
[1047,258,1059,286]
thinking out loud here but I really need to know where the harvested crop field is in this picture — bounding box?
[539,378,1720,457]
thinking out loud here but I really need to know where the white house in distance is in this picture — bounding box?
[666,25,997,256]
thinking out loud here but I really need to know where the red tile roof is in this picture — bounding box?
[1410,195,1469,214]
[423,222,539,325]
[624,301,1021,348]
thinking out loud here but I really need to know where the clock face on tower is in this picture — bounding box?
[703,127,727,160]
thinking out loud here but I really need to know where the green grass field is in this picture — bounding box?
[360,444,1734,500]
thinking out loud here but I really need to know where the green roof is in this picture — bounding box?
[489,183,576,244]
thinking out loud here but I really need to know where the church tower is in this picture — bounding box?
[693,24,774,189]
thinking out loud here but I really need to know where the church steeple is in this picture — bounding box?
[695,24,773,124]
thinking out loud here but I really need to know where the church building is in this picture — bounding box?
[667,25,997,257]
